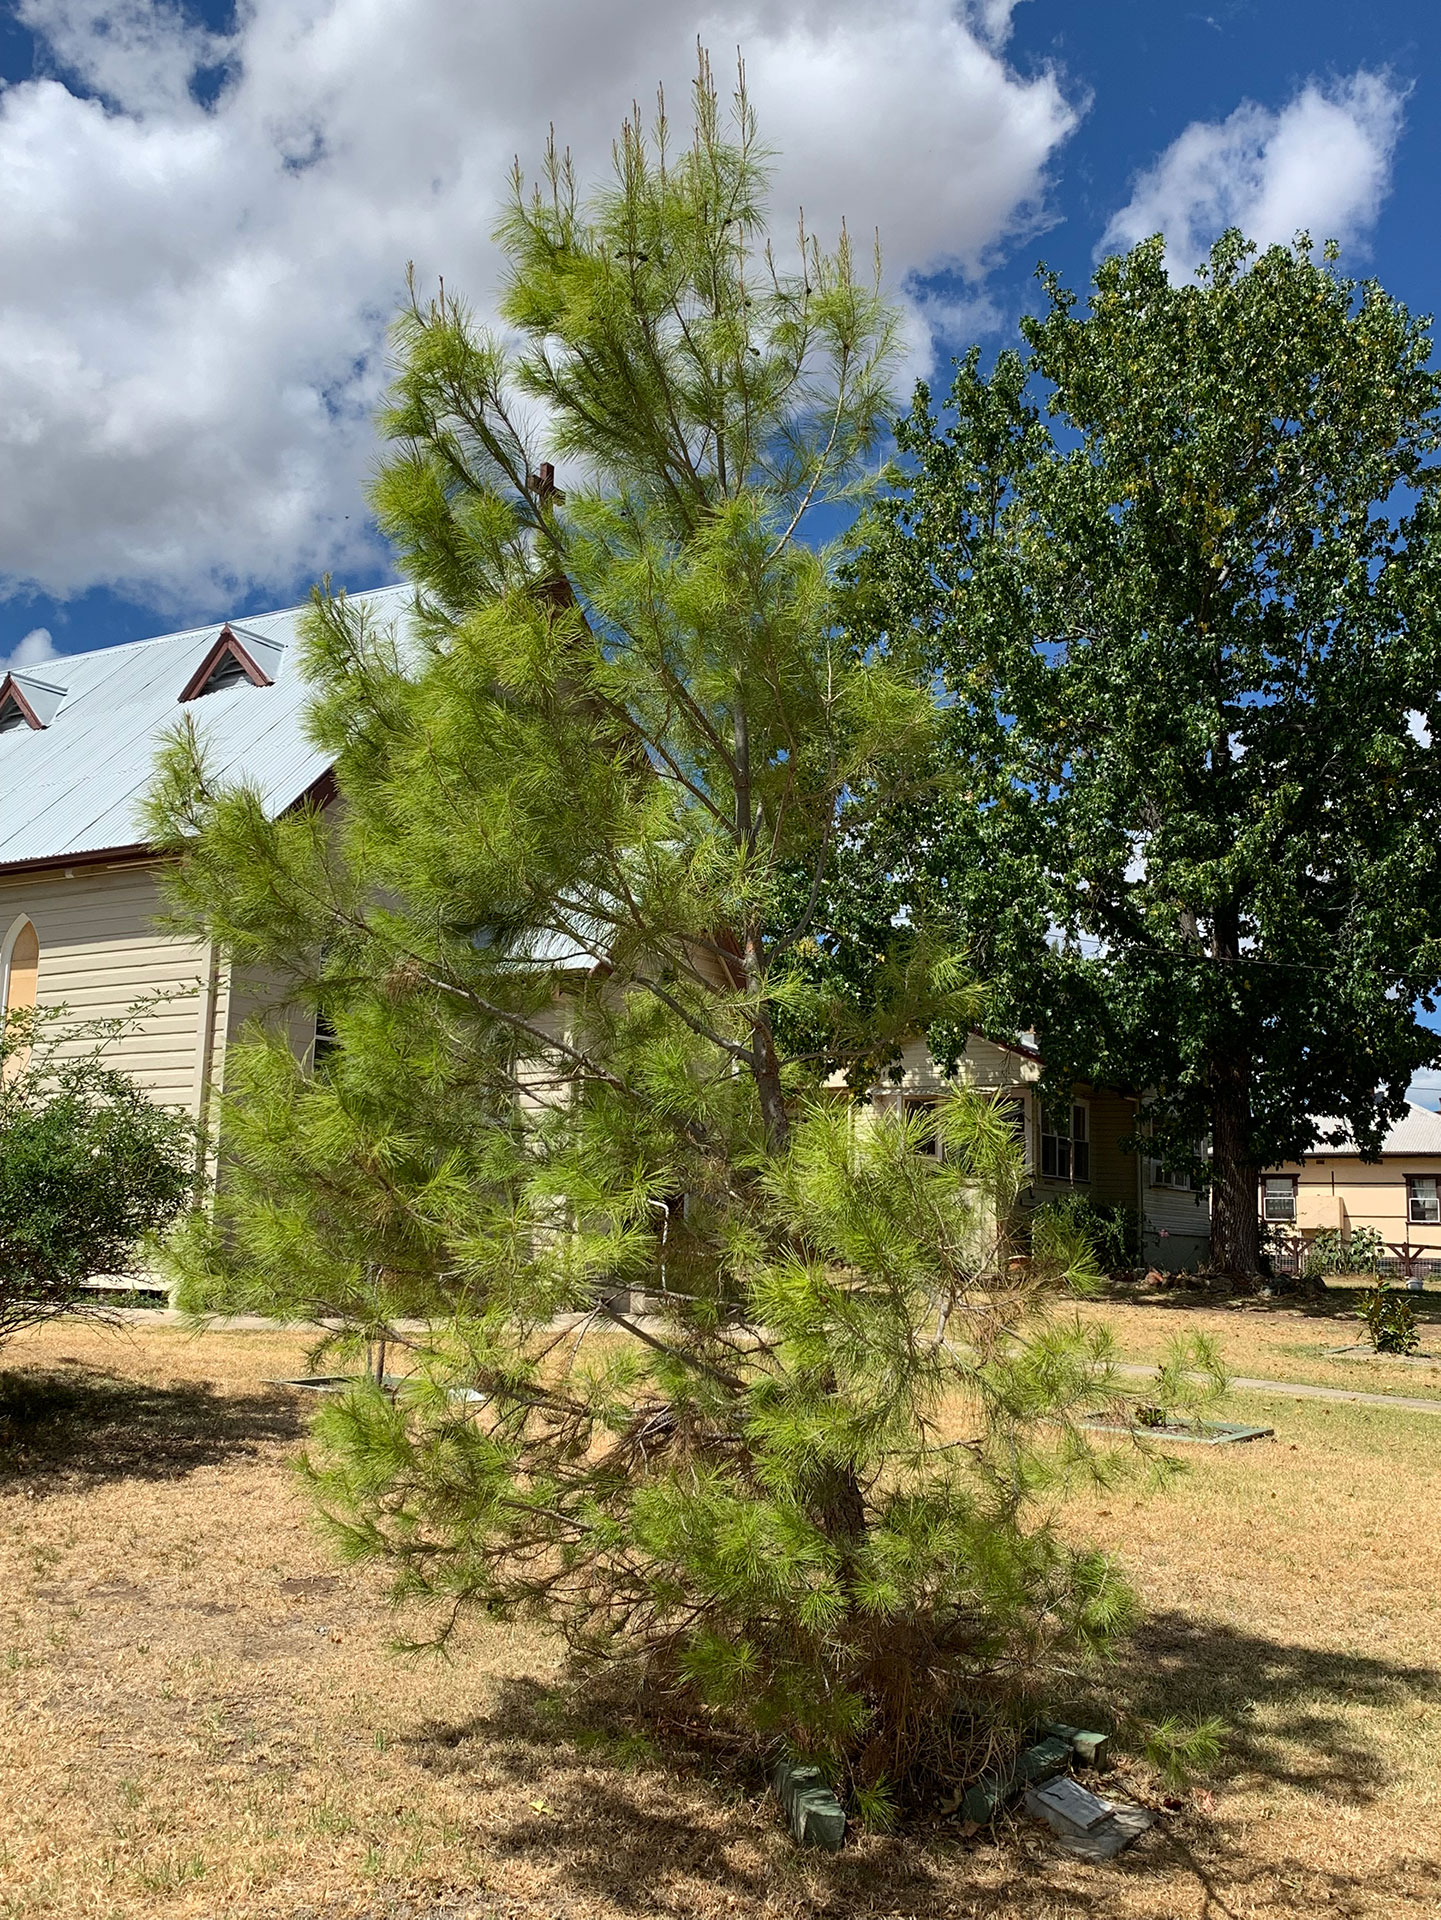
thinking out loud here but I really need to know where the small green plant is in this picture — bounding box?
[1306,1225,1384,1277]
[1034,1194,1140,1271]
[850,1777,899,1832]
[1141,1714,1225,1789]
[1356,1280,1420,1354]
[1133,1403,1168,1429]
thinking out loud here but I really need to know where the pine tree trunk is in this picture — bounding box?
[751,1011,789,1152]
[1210,1063,1259,1276]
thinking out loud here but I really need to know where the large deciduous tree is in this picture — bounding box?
[146,68,1184,1803]
[857,232,1441,1275]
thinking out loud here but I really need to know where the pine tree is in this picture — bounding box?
[148,62,1187,1804]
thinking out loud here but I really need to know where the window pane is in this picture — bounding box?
[1073,1139,1090,1182]
[1071,1103,1088,1143]
[903,1096,942,1158]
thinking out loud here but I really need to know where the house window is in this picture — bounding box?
[311,1007,339,1074]
[1040,1101,1090,1183]
[1152,1160,1195,1191]
[1407,1176,1440,1226]
[3,918,38,1024]
[997,1093,1029,1160]
[1261,1175,1296,1223]
[902,1094,943,1159]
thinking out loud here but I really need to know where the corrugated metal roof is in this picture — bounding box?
[0,585,413,869]
[1309,1104,1441,1156]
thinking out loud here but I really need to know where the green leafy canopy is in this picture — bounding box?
[853,228,1441,1272]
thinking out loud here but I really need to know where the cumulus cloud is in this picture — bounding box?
[0,627,60,673]
[0,0,1075,611]
[1101,69,1406,272]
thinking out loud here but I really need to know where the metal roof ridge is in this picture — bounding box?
[16,581,411,674]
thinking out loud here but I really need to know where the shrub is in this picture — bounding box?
[1033,1194,1140,1271]
[0,1008,194,1344]
[1306,1225,1384,1277]
[1355,1280,1420,1355]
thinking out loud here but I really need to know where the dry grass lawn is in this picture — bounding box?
[1094,1277,1441,1399]
[1,1312,1439,1920]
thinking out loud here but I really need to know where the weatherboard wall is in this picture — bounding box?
[0,859,226,1113]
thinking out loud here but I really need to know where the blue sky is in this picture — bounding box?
[2,0,1440,1090]
[0,0,1435,663]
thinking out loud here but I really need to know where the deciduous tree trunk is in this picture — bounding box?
[1210,1063,1260,1276]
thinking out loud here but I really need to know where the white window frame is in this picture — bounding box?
[1407,1175,1440,1226]
[1,913,38,1030]
[901,1093,944,1160]
[1040,1098,1090,1184]
[1261,1175,1297,1223]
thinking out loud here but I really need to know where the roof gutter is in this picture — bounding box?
[0,842,156,878]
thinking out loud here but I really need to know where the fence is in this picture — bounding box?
[1264,1241,1441,1283]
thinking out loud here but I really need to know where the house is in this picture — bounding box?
[1260,1104,1441,1259]
[871,1035,1211,1270]
[1,584,1209,1276]
[0,587,411,1171]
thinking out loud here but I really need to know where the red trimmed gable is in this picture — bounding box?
[178,624,275,703]
[0,674,45,732]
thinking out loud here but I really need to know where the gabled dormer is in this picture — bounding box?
[179,623,285,703]
[0,670,68,732]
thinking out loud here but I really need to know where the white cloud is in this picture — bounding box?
[1101,69,1406,273]
[0,627,60,673]
[0,0,1076,611]
[1406,1066,1441,1112]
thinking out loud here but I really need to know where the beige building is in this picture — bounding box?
[874,1034,1209,1268]
[1261,1104,1441,1254]
[1,584,1207,1274]
[0,589,411,1169]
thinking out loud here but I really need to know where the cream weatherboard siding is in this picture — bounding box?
[0,856,318,1124]
[0,858,226,1118]
[1141,1172,1211,1271]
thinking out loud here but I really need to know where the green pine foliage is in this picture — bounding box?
[146,62,1199,1801]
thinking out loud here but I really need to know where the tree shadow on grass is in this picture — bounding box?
[1100,1609,1440,1803]
[1109,1283,1441,1330]
[0,1362,305,1492]
[393,1612,1441,1919]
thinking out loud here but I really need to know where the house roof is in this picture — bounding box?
[1308,1103,1441,1157]
[0,585,413,872]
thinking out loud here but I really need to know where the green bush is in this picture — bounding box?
[1305,1225,1384,1277]
[1355,1280,1420,1355]
[1034,1194,1141,1271]
[0,1008,195,1344]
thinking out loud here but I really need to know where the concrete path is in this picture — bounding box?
[100,1308,1441,1417]
[1115,1361,1441,1418]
